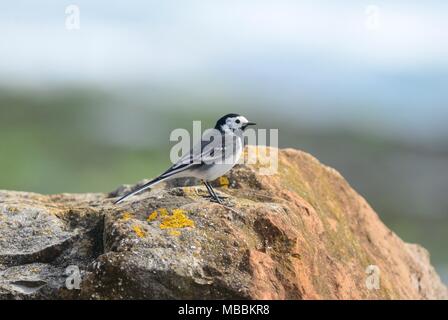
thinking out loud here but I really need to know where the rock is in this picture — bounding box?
[0,146,446,299]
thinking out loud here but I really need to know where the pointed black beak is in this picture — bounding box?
[242,121,256,130]
[246,122,256,126]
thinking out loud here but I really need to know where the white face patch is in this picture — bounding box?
[225,116,248,131]
[239,116,249,123]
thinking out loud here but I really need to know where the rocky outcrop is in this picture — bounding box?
[0,147,446,299]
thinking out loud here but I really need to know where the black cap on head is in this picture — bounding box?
[214,113,240,129]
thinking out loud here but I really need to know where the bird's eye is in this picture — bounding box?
[235,119,240,124]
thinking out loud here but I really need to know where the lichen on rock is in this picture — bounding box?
[0,146,446,300]
[159,209,195,230]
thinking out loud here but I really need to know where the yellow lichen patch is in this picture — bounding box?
[147,208,168,223]
[7,207,19,214]
[160,209,195,230]
[147,210,158,222]
[132,225,146,238]
[30,267,41,273]
[122,212,133,221]
[219,176,230,188]
[159,208,169,217]
[169,230,181,236]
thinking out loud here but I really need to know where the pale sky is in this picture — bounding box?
[0,0,446,81]
[1,0,447,137]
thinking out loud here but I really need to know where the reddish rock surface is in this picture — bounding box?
[0,147,446,299]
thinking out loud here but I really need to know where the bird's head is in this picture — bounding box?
[214,114,256,134]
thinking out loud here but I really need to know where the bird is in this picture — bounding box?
[114,114,256,205]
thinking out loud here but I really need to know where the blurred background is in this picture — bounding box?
[0,0,447,283]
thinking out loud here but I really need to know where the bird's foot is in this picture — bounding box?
[211,196,223,205]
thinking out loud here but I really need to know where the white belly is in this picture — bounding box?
[203,160,238,181]
[194,136,243,181]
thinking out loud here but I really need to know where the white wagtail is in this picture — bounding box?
[114,114,256,205]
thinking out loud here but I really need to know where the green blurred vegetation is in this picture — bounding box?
[0,88,175,193]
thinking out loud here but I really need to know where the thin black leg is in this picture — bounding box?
[203,181,212,196]
[204,181,222,204]
[208,184,221,203]
[203,181,215,200]
[203,181,213,198]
